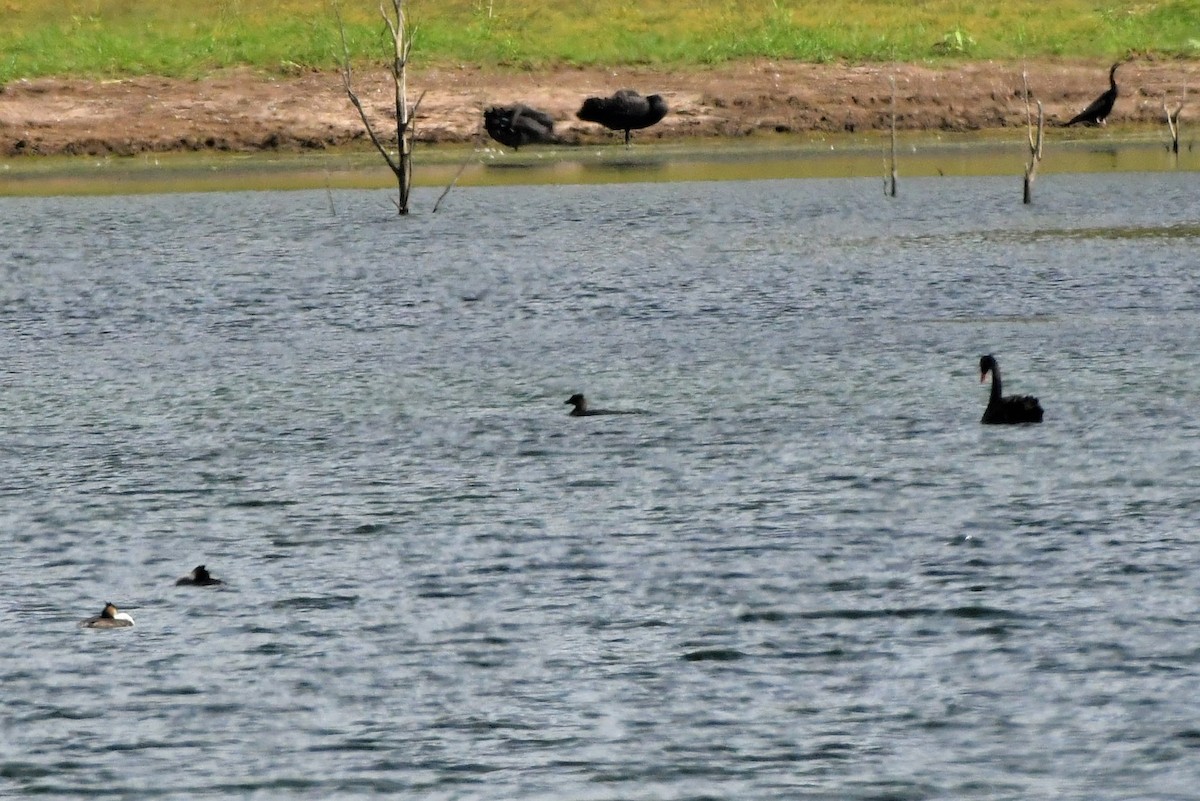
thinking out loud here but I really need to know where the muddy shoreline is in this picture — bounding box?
[1,60,1195,157]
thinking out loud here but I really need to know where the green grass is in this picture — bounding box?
[2,0,1198,82]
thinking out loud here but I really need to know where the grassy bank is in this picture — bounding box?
[3,0,1198,83]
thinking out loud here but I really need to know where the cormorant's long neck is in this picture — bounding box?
[1109,65,1119,93]
[989,368,1003,403]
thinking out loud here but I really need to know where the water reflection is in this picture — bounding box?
[1,131,1196,197]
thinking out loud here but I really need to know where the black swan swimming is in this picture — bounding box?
[1065,63,1121,127]
[176,564,223,586]
[576,90,668,146]
[565,393,641,417]
[483,104,556,150]
[979,355,1044,424]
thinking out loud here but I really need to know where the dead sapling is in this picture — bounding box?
[1163,90,1186,156]
[884,74,898,198]
[1022,69,1044,205]
[335,0,425,215]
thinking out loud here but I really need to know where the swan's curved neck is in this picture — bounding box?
[988,367,1003,402]
[1109,65,1119,90]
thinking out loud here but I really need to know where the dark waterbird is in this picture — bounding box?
[576,89,668,146]
[79,602,135,629]
[979,354,1044,424]
[1064,62,1121,127]
[483,104,556,150]
[565,393,641,417]
[176,564,223,586]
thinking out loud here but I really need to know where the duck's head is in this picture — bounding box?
[102,602,135,624]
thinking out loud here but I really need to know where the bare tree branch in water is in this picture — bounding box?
[335,0,419,215]
[1163,89,1186,157]
[1022,69,1044,206]
[885,73,898,198]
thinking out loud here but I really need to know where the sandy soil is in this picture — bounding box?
[0,60,1195,157]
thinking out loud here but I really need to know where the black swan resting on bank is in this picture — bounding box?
[483,104,556,150]
[980,355,1044,424]
[1064,62,1121,127]
[565,394,641,417]
[576,90,668,146]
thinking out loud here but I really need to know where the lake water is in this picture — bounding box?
[2,172,1199,799]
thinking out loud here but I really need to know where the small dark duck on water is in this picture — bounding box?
[176,565,223,587]
[565,393,642,417]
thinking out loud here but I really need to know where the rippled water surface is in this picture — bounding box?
[3,173,1200,799]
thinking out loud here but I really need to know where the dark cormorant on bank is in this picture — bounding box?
[1064,63,1121,127]
[565,394,641,417]
[483,104,556,150]
[979,355,1044,424]
[576,90,668,146]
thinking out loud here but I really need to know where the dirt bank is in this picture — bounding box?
[0,60,1195,157]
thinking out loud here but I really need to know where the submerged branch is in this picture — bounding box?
[887,74,898,198]
[1022,69,1044,205]
[1163,91,1185,156]
[433,145,475,213]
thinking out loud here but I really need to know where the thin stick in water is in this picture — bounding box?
[1163,91,1185,156]
[1022,69,1044,205]
[886,74,898,198]
[433,150,474,213]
